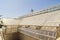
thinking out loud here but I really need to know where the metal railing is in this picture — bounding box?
[18,27,56,40]
[19,5,60,19]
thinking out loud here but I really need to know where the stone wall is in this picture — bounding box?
[3,25,20,40]
[57,27,60,38]
[4,32,20,40]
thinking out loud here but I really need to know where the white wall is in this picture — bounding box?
[2,10,60,26]
[3,18,20,25]
[20,10,60,26]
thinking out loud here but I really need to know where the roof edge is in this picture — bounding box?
[19,4,60,19]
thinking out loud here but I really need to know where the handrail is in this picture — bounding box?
[19,27,56,40]
[19,5,60,19]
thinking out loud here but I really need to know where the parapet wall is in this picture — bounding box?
[20,10,60,26]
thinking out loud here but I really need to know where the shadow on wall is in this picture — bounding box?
[4,32,20,40]
[12,32,20,40]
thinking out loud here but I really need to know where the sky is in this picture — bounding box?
[0,0,60,18]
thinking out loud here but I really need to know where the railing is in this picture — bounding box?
[18,27,56,40]
[19,5,60,19]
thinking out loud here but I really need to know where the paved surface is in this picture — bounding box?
[56,37,60,40]
[0,36,2,40]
